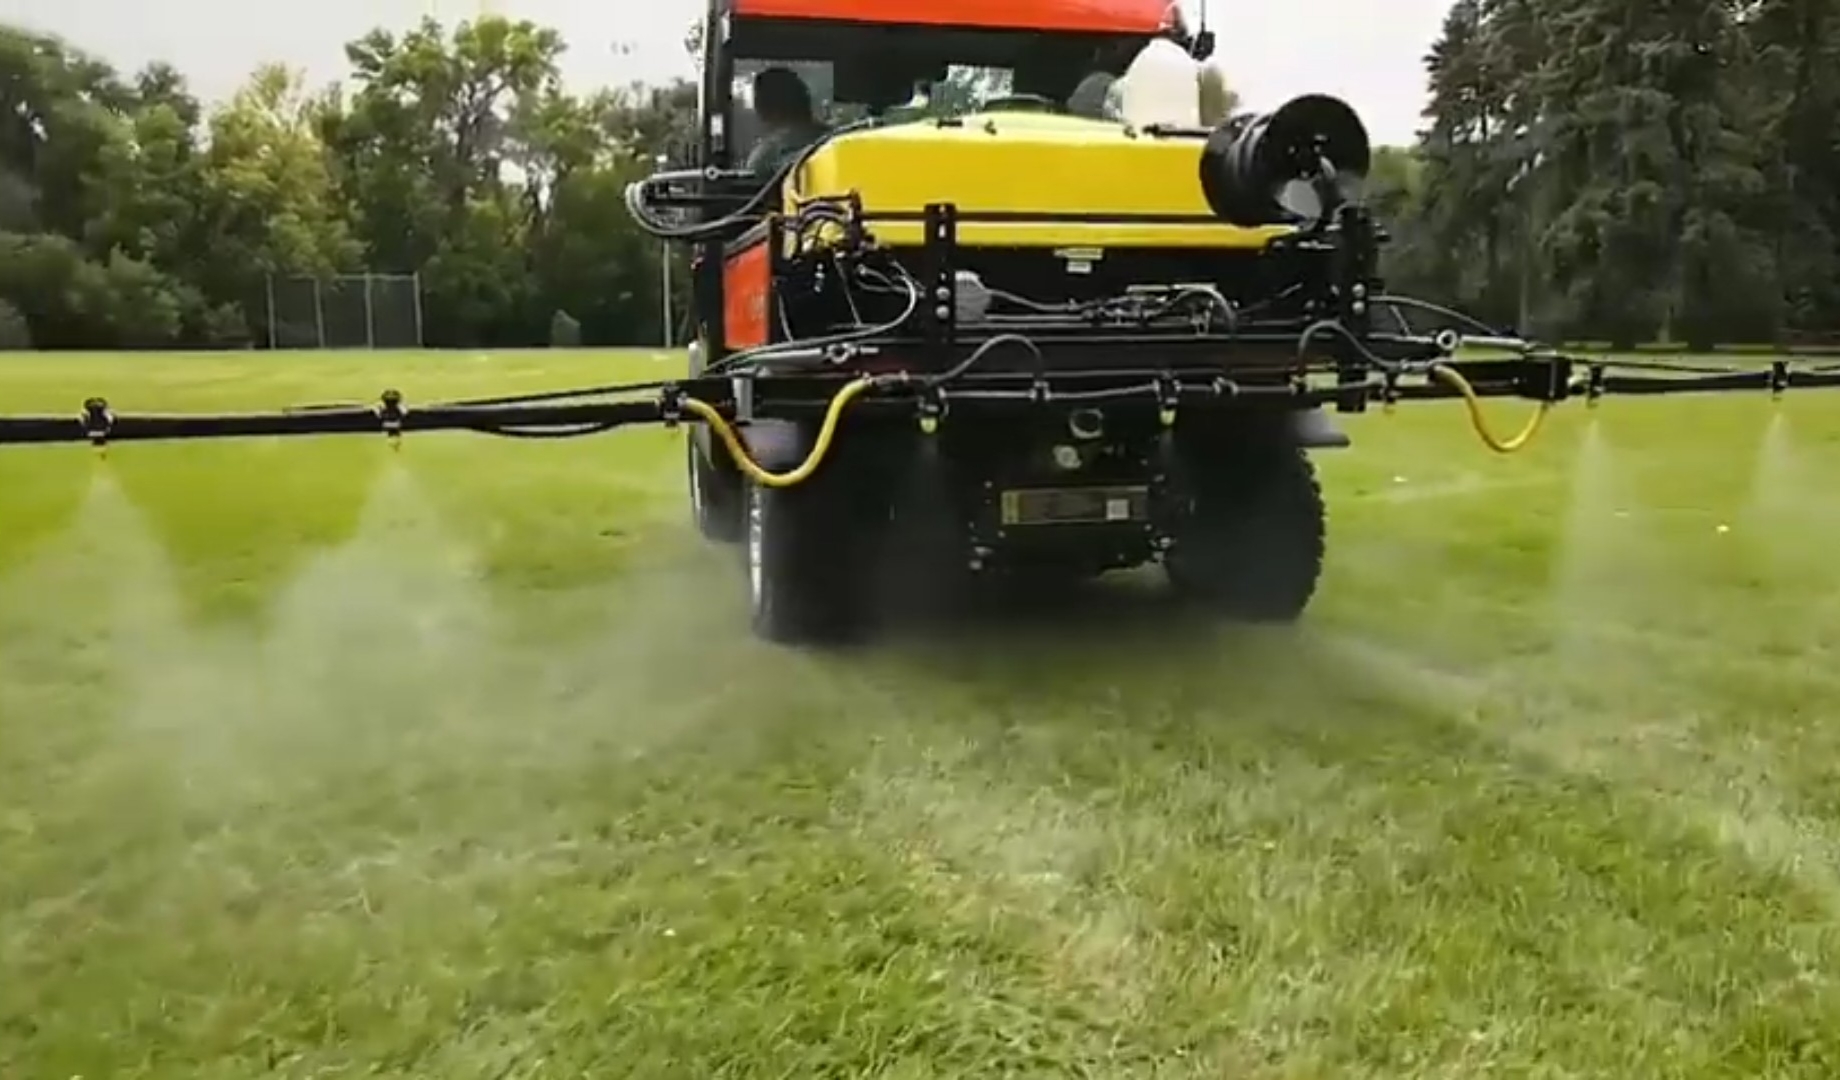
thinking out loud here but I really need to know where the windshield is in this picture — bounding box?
[727,57,1118,156]
[728,59,835,156]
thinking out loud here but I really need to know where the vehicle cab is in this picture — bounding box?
[699,0,1201,172]
[673,0,1222,361]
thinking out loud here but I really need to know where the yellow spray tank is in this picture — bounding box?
[784,38,1286,252]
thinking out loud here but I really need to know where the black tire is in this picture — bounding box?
[742,471,871,645]
[1164,440,1326,622]
[688,432,743,543]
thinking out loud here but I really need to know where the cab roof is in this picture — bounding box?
[730,0,1175,35]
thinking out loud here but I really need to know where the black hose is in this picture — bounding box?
[1600,358,1743,376]
[927,333,1043,388]
[466,423,622,439]
[441,381,676,408]
[1297,318,1399,373]
[1372,295,1504,336]
[704,263,923,378]
[624,118,879,244]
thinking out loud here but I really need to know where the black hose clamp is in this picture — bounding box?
[659,385,684,428]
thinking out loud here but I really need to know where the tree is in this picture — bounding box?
[323,16,570,344]
[1403,0,1796,346]
[0,26,204,347]
[1746,0,1840,336]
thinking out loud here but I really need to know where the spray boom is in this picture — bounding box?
[5,342,1838,459]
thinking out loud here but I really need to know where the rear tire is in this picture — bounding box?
[686,336,742,544]
[743,471,870,645]
[1164,440,1326,622]
[689,433,743,544]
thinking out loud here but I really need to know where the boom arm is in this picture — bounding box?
[3,345,1837,466]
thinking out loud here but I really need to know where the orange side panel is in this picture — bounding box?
[732,0,1170,34]
[723,241,772,350]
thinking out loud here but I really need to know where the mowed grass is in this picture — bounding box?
[3,347,1840,1078]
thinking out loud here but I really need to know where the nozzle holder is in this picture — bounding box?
[916,389,945,434]
[82,397,112,446]
[1155,374,1180,427]
[377,389,405,439]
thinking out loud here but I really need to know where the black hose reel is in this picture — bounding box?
[1199,93,1372,227]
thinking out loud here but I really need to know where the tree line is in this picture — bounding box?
[1373,0,1840,349]
[0,18,695,350]
[2,3,1837,352]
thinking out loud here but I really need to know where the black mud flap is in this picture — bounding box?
[1289,407,1351,449]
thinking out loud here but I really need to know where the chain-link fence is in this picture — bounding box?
[263,274,425,349]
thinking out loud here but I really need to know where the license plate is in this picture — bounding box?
[999,486,1149,526]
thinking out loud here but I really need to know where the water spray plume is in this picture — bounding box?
[1749,411,1797,521]
[1737,408,1834,590]
[1548,422,1634,671]
[3,468,190,748]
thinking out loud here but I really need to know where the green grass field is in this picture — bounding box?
[3,348,1840,1077]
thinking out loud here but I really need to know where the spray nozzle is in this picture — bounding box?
[1156,375,1180,427]
[916,390,943,434]
[1771,360,1789,400]
[378,389,405,449]
[1585,364,1605,408]
[82,397,112,454]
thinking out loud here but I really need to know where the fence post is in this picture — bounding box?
[313,279,327,350]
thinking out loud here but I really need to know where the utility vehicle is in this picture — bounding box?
[0,0,1830,645]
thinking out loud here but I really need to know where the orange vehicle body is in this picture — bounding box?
[730,0,1172,34]
[723,239,772,350]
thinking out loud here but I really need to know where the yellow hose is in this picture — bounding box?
[1428,362,1551,454]
[679,375,878,488]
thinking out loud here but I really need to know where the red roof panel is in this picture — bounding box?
[731,0,1174,35]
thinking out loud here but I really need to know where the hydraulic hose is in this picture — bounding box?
[679,375,878,488]
[681,333,1040,486]
[1427,362,1550,454]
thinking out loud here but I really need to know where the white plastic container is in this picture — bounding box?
[1116,37,1201,129]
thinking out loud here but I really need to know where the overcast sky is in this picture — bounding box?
[2,0,1451,145]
